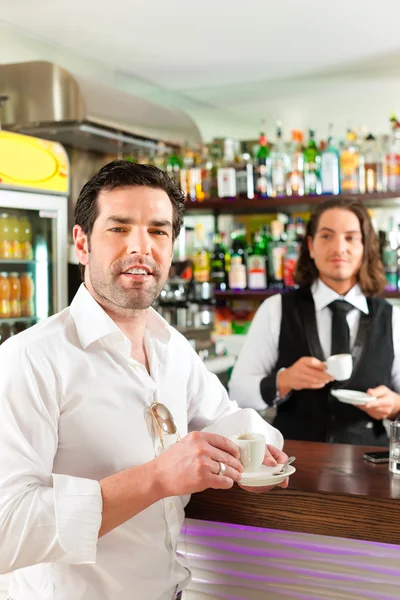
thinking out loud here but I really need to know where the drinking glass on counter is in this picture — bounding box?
[389,420,400,474]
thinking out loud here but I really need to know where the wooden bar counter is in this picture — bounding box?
[186,440,400,545]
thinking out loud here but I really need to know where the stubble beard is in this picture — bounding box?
[87,256,166,312]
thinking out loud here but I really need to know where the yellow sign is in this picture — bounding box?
[0,131,69,194]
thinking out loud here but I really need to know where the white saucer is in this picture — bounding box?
[239,464,296,487]
[331,389,377,406]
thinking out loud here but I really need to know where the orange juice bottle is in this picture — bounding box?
[9,272,21,318]
[0,214,12,259]
[0,273,11,318]
[20,272,34,317]
[20,217,33,260]
[9,217,22,259]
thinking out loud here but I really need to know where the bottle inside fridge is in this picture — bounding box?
[0,208,62,344]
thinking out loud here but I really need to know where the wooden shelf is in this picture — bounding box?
[214,289,400,301]
[184,192,400,215]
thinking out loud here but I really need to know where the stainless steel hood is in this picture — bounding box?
[0,61,202,152]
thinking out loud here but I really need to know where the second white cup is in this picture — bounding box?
[325,353,353,381]
[231,432,266,472]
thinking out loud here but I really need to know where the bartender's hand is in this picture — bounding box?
[278,357,334,396]
[153,431,244,497]
[239,444,289,493]
[359,385,400,420]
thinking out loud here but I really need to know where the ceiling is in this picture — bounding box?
[2,0,400,140]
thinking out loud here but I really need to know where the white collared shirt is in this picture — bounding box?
[0,285,282,600]
[229,280,400,411]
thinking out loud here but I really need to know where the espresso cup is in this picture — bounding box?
[231,432,266,472]
[325,353,352,381]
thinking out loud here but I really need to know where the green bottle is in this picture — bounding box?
[255,122,272,199]
[247,231,267,289]
[303,129,322,195]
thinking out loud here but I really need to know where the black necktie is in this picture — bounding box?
[328,300,354,355]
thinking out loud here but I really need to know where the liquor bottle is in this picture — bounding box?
[247,231,267,290]
[229,256,247,290]
[166,150,183,187]
[210,233,227,290]
[267,220,285,289]
[303,128,322,195]
[209,140,223,198]
[217,138,237,199]
[321,124,340,195]
[340,129,365,194]
[236,143,255,199]
[363,133,383,193]
[386,115,400,192]
[288,130,304,196]
[254,123,272,199]
[270,122,290,197]
[381,220,398,291]
[194,146,212,202]
[180,148,197,201]
[192,223,210,283]
[230,226,247,266]
[283,221,298,288]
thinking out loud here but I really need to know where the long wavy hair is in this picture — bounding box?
[294,197,386,296]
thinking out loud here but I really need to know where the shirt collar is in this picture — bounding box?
[70,284,171,350]
[311,279,369,314]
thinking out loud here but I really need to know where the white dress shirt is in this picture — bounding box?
[229,280,400,411]
[0,284,282,600]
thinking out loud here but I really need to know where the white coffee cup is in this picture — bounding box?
[231,432,266,472]
[325,353,353,381]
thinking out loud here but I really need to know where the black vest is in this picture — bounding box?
[260,287,394,445]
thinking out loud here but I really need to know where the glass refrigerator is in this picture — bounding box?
[0,131,69,345]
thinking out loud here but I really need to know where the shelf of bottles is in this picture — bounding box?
[172,118,400,215]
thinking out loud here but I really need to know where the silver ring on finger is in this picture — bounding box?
[218,461,227,476]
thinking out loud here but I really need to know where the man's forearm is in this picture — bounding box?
[99,460,162,537]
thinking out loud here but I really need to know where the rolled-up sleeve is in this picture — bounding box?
[0,341,102,574]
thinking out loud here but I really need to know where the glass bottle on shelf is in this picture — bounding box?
[270,122,290,197]
[8,216,22,259]
[340,129,365,194]
[230,226,247,266]
[283,221,299,288]
[0,272,11,318]
[236,143,255,199]
[268,220,285,288]
[363,133,383,193]
[247,231,267,290]
[166,150,183,188]
[303,128,322,195]
[196,146,212,202]
[229,255,247,290]
[209,140,223,198]
[254,123,272,199]
[0,213,12,259]
[192,223,210,283]
[20,216,34,260]
[386,115,400,192]
[210,233,227,290]
[20,272,35,317]
[288,130,304,196]
[381,220,398,291]
[9,272,21,318]
[217,138,237,199]
[180,148,197,202]
[321,124,340,195]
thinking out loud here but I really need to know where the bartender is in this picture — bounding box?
[229,197,400,445]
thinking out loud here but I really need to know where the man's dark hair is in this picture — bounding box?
[294,197,386,296]
[74,159,186,278]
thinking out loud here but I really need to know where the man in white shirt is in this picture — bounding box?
[0,160,287,600]
[230,197,400,445]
